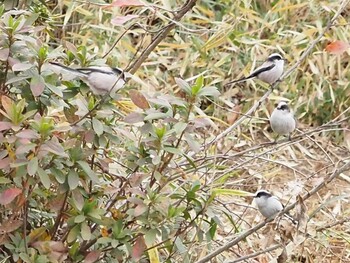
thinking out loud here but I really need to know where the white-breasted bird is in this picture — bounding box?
[270,101,296,140]
[225,53,285,87]
[254,190,296,223]
[49,62,126,95]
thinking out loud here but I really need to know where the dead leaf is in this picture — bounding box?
[111,15,139,26]
[129,90,150,109]
[0,219,22,234]
[277,247,288,263]
[325,40,350,55]
[295,195,308,232]
[227,105,241,125]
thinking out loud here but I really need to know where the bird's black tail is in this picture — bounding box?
[49,62,87,77]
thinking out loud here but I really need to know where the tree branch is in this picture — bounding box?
[127,0,198,74]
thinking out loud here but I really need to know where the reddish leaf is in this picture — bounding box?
[1,96,12,117]
[0,48,9,61]
[0,188,22,205]
[132,236,146,260]
[111,15,139,25]
[12,62,33,71]
[84,250,101,263]
[109,0,145,7]
[124,112,144,123]
[30,75,45,97]
[0,121,12,131]
[16,129,40,139]
[0,219,22,233]
[129,90,150,109]
[325,40,350,55]
[0,157,10,169]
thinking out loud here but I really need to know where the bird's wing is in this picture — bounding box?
[248,62,275,78]
[225,61,276,87]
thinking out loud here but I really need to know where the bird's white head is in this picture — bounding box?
[276,101,290,111]
[254,190,272,199]
[267,53,284,62]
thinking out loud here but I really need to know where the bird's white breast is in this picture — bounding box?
[270,108,296,135]
[255,196,283,218]
[258,59,284,84]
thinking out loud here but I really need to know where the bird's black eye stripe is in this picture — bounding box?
[268,55,283,61]
[255,191,272,198]
[278,104,289,111]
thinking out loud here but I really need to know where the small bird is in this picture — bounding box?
[254,190,296,223]
[49,62,126,95]
[270,101,296,140]
[225,53,285,87]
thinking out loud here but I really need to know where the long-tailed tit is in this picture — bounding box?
[49,62,126,95]
[270,101,296,140]
[254,190,296,223]
[225,53,284,87]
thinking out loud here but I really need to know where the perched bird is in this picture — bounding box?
[270,101,296,140]
[254,190,296,223]
[49,62,126,95]
[225,53,285,87]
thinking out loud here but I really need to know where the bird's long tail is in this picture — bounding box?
[49,62,87,77]
[224,76,253,88]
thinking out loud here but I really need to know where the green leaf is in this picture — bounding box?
[74,215,86,223]
[68,170,79,190]
[27,157,38,176]
[175,77,191,94]
[0,177,11,184]
[77,161,99,182]
[67,225,80,243]
[145,229,158,247]
[197,86,220,97]
[92,118,104,136]
[37,167,51,189]
[164,147,182,155]
[211,189,253,197]
[81,222,91,240]
[144,112,168,121]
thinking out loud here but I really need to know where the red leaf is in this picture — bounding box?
[129,90,150,109]
[132,236,146,260]
[325,40,350,55]
[84,250,101,263]
[0,188,22,205]
[111,15,139,26]
[109,0,145,7]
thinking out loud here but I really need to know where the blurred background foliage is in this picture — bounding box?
[0,0,349,262]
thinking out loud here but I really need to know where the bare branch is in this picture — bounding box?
[127,0,198,74]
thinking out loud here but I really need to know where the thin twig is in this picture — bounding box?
[127,0,198,74]
[228,244,282,263]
